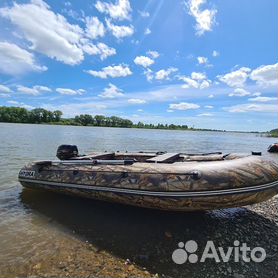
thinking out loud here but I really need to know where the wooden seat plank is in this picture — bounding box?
[146,153,180,163]
[74,152,115,160]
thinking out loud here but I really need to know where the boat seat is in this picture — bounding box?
[181,154,225,161]
[74,152,115,160]
[146,153,180,163]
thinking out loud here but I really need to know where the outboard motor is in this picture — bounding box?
[56,145,79,160]
[268,143,278,153]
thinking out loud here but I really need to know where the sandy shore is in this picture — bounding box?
[1,189,277,278]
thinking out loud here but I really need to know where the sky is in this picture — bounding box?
[0,0,277,132]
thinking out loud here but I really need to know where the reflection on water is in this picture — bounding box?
[0,123,277,277]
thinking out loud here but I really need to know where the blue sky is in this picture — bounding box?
[0,0,277,131]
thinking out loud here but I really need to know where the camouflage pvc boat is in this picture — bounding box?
[18,147,278,211]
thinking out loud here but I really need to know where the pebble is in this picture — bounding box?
[32,263,41,270]
[164,231,172,238]
[127,265,135,271]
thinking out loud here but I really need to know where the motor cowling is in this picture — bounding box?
[56,145,79,160]
[268,143,278,153]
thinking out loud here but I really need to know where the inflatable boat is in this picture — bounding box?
[18,145,278,211]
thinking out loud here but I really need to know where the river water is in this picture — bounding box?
[0,123,277,278]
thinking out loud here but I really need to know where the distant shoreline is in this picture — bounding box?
[0,121,274,136]
[0,105,221,132]
[0,106,276,136]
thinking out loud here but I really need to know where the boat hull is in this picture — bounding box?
[19,178,278,211]
[18,153,278,211]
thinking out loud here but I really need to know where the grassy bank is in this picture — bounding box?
[266,129,278,138]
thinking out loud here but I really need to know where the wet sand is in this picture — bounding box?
[1,188,277,278]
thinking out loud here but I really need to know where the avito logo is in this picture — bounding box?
[172,240,266,264]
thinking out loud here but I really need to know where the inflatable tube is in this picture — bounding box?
[18,152,278,211]
[268,143,278,153]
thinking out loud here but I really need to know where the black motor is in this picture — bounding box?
[268,143,278,153]
[56,145,79,160]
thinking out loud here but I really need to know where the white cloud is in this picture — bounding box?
[0,84,12,93]
[144,68,154,82]
[187,0,217,36]
[95,0,131,21]
[7,100,19,105]
[198,113,213,117]
[205,105,213,109]
[85,64,132,79]
[134,56,154,68]
[180,76,199,88]
[228,88,250,97]
[62,8,80,20]
[219,63,277,89]
[139,51,160,80]
[82,43,100,55]
[180,73,211,89]
[169,102,200,110]
[106,19,134,38]
[128,98,146,104]
[85,16,105,39]
[17,85,51,95]
[147,50,159,59]
[248,96,277,102]
[138,10,150,17]
[7,100,34,109]
[0,41,47,75]
[0,1,85,65]
[225,103,277,113]
[98,83,124,98]
[250,63,278,87]
[144,28,151,35]
[56,88,85,95]
[82,42,116,60]
[218,67,251,87]
[212,50,219,57]
[199,79,211,89]
[96,43,116,60]
[191,71,206,80]
[34,85,52,92]
[197,56,208,64]
[1,2,120,64]
[208,94,214,98]
[155,68,178,80]
[0,1,121,63]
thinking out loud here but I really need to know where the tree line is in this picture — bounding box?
[0,106,190,130]
[0,107,63,123]
[268,128,278,138]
